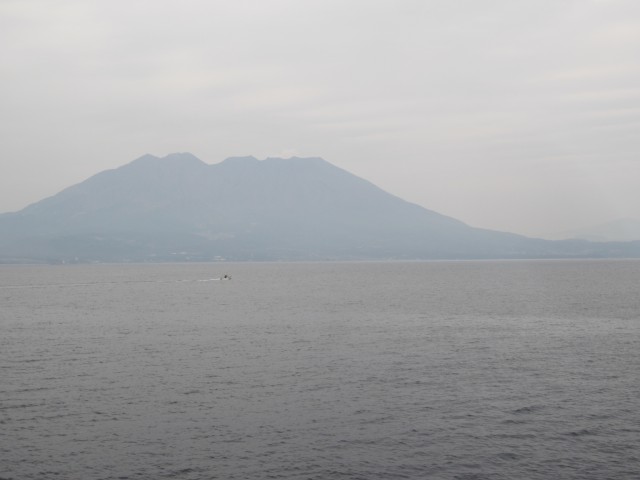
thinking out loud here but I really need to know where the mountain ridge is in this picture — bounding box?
[1,153,639,263]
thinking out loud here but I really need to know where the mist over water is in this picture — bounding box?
[2,261,640,479]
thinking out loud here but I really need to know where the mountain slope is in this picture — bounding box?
[554,218,640,242]
[1,153,639,262]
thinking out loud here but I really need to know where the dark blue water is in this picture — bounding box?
[1,261,639,479]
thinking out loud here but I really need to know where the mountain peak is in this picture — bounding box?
[129,153,159,165]
[128,152,206,169]
[164,152,204,163]
[219,156,329,167]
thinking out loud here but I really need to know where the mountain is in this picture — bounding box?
[1,153,639,263]
[554,218,640,242]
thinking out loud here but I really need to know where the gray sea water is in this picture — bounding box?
[1,260,639,480]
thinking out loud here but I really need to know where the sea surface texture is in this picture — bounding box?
[1,261,639,479]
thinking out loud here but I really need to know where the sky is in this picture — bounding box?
[1,0,639,238]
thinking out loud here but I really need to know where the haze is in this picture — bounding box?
[1,0,639,238]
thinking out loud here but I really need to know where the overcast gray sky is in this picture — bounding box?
[1,0,639,237]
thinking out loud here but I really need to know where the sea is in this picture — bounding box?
[1,260,639,480]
